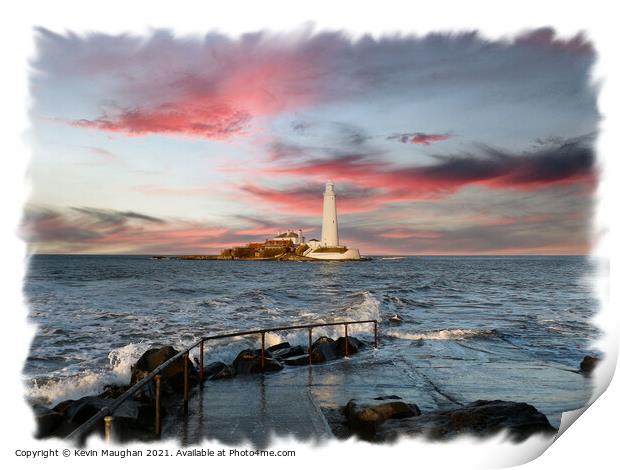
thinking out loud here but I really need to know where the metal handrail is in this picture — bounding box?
[66,338,203,442]
[202,319,378,340]
[67,319,378,443]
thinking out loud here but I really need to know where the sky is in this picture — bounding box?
[22,27,598,255]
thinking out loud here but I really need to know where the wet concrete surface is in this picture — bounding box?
[162,371,333,447]
[163,341,592,446]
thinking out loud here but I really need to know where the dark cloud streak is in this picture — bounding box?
[263,135,595,196]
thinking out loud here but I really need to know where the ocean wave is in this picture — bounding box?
[343,291,380,318]
[27,372,105,407]
[167,287,197,295]
[382,294,433,309]
[26,342,150,407]
[387,328,498,341]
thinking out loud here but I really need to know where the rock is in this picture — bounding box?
[232,349,283,374]
[344,396,420,434]
[48,395,143,438]
[212,365,236,379]
[53,397,103,424]
[204,361,236,380]
[310,336,337,363]
[579,355,600,375]
[332,336,363,357]
[130,346,198,395]
[283,354,310,366]
[204,361,227,377]
[309,336,364,362]
[53,396,139,425]
[267,342,291,353]
[272,345,306,359]
[375,399,557,442]
[295,244,309,256]
[232,349,258,374]
[98,384,131,399]
[32,404,64,438]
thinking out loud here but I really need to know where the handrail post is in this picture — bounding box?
[183,352,189,413]
[344,324,349,357]
[374,320,378,349]
[199,340,205,384]
[154,374,161,437]
[308,328,313,365]
[104,415,113,443]
[260,332,266,371]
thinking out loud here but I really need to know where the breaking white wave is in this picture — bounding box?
[213,291,381,350]
[106,342,151,382]
[388,328,497,341]
[27,372,104,407]
[343,291,381,320]
[26,342,150,407]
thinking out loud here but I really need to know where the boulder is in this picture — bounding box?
[53,397,105,424]
[267,342,291,353]
[212,365,236,379]
[309,336,364,362]
[130,346,198,395]
[310,336,337,363]
[232,349,283,374]
[579,355,600,375]
[48,395,143,438]
[344,396,420,434]
[283,354,310,366]
[53,396,139,425]
[375,399,557,442]
[204,361,236,380]
[32,404,64,438]
[232,349,258,374]
[332,336,363,357]
[272,345,306,359]
[204,361,227,377]
[99,384,131,399]
[295,244,309,256]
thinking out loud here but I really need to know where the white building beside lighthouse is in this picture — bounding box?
[304,181,361,260]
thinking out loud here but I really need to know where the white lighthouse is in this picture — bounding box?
[304,181,361,260]
[321,181,339,247]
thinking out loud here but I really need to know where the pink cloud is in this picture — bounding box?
[73,103,251,140]
[69,37,326,140]
[239,183,407,216]
[387,132,452,145]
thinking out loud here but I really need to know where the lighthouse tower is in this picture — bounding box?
[321,181,339,247]
[304,181,361,260]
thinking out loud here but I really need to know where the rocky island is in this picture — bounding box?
[161,182,365,262]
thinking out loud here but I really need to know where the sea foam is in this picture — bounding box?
[26,342,150,407]
[387,328,497,341]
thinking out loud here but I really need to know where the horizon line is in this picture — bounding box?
[25,252,591,257]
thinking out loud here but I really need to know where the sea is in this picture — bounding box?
[23,255,600,427]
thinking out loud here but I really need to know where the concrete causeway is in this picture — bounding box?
[160,340,591,446]
[163,371,333,447]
